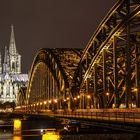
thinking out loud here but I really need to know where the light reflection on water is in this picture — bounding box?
[13,136,22,140]
[42,131,60,140]
[1,119,138,140]
[0,119,60,140]
[0,131,41,140]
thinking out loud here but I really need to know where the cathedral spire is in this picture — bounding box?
[4,46,8,64]
[9,24,17,55]
[3,46,10,73]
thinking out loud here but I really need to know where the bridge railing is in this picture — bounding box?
[14,107,140,123]
[52,109,140,123]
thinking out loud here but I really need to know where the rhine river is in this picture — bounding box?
[0,117,139,140]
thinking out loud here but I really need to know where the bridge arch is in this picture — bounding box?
[25,48,70,112]
[16,0,140,113]
[72,0,140,109]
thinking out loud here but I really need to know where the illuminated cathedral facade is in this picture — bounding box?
[0,25,28,105]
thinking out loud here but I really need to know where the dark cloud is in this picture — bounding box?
[0,0,116,73]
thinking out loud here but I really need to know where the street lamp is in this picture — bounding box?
[87,95,91,99]
[48,100,51,103]
[106,92,110,96]
[54,99,58,103]
[106,92,110,103]
[133,87,138,92]
[77,95,80,99]
[44,101,47,105]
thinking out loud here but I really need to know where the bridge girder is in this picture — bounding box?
[17,48,82,112]
[16,0,140,112]
[24,48,71,111]
[72,0,140,109]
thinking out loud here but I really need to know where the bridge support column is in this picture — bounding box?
[94,63,98,108]
[103,49,108,108]
[125,1,132,108]
[135,45,140,107]
[113,36,119,108]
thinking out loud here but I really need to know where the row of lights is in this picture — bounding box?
[16,88,138,110]
[73,95,91,101]
[27,94,92,107]
[27,97,71,107]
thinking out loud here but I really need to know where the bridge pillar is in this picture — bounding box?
[135,44,140,107]
[125,1,132,108]
[113,36,119,108]
[103,49,108,108]
[93,63,98,108]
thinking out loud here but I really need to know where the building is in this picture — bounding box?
[0,25,28,105]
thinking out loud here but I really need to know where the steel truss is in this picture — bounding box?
[17,0,140,112]
[25,48,69,111]
[72,0,140,109]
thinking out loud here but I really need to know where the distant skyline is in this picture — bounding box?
[0,0,116,73]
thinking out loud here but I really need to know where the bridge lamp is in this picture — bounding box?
[48,100,52,103]
[77,95,80,99]
[37,103,39,106]
[87,95,91,99]
[133,88,138,92]
[123,86,126,91]
[66,97,69,101]
[106,92,110,96]
[74,97,77,101]
[40,102,42,105]
[63,99,66,102]
[106,92,110,102]
[44,101,47,105]
[54,99,58,103]
[15,106,21,109]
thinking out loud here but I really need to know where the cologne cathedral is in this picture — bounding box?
[0,25,28,106]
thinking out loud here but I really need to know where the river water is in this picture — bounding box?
[0,118,139,140]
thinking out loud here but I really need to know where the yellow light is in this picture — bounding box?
[106,92,109,96]
[77,95,80,99]
[14,119,21,130]
[133,88,138,92]
[74,97,77,100]
[15,106,21,109]
[13,119,21,135]
[54,99,58,103]
[44,101,47,104]
[87,95,91,99]
[49,100,52,103]
[66,97,69,100]
[42,132,60,140]
[40,102,42,105]
[123,86,126,91]
[13,136,22,140]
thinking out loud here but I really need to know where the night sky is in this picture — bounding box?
[0,0,116,73]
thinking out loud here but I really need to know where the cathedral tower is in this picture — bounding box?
[9,25,21,74]
[0,25,28,105]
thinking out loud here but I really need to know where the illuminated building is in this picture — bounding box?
[0,25,28,105]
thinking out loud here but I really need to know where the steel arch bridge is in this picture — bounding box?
[17,48,82,112]
[16,0,140,113]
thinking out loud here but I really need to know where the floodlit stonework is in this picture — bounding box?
[0,25,28,104]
